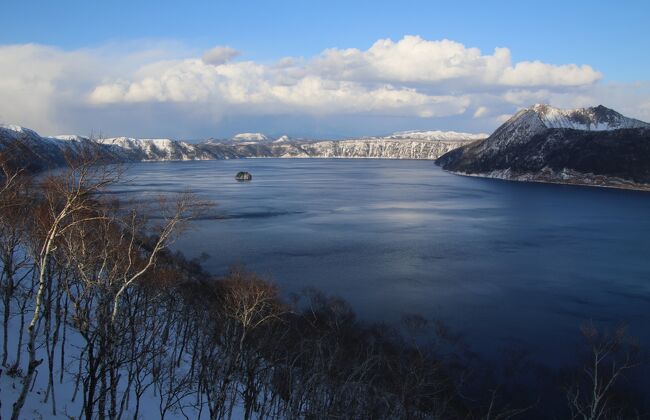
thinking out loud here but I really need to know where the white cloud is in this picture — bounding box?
[88,59,470,118]
[310,36,601,88]
[313,37,507,85]
[499,61,601,87]
[473,106,489,118]
[202,46,240,65]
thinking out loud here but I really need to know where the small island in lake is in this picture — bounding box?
[235,171,252,181]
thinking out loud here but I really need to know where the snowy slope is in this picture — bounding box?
[0,124,102,171]
[99,137,213,161]
[532,104,650,131]
[0,276,242,420]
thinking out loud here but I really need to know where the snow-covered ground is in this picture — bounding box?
[0,249,244,420]
[0,302,246,420]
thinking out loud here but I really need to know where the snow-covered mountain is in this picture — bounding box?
[436,104,650,190]
[0,124,483,170]
[0,125,214,170]
[98,137,213,161]
[0,124,101,171]
[471,104,650,154]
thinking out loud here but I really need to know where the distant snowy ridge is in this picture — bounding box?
[0,124,484,169]
[298,138,476,159]
[209,130,486,145]
[383,130,488,141]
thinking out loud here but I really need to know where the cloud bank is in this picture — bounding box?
[311,37,600,87]
[0,36,646,137]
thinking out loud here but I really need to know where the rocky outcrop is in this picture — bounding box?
[235,171,252,181]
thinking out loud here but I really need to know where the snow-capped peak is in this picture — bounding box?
[1,123,29,133]
[231,132,268,142]
[273,135,291,143]
[529,104,650,131]
[0,123,41,139]
[0,124,68,146]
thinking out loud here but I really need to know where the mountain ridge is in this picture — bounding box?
[0,124,485,171]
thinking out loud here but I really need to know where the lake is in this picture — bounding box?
[112,158,650,371]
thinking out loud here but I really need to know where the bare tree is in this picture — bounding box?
[0,150,22,206]
[11,150,119,420]
[566,323,642,420]
[220,267,285,353]
[109,191,207,325]
[0,154,33,367]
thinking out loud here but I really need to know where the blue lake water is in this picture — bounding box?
[113,158,650,370]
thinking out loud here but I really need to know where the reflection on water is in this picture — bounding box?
[115,158,650,369]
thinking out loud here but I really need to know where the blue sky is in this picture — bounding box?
[1,0,649,138]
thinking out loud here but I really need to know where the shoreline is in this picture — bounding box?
[444,168,650,192]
